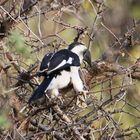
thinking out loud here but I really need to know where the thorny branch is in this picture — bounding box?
[0,0,140,140]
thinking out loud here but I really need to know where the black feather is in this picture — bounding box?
[28,75,53,104]
[47,49,80,74]
[38,53,54,76]
[40,53,53,71]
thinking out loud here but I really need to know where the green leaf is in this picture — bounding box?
[0,110,11,128]
[8,30,31,57]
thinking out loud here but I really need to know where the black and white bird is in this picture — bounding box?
[28,42,91,104]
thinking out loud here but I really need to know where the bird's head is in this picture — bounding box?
[68,42,91,66]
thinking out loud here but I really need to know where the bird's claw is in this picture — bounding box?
[76,90,88,108]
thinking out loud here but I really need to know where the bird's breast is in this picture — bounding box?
[47,70,71,90]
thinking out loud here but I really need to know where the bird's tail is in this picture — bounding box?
[28,75,53,104]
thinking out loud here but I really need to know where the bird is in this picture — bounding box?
[28,42,91,104]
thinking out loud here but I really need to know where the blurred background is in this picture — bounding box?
[0,0,140,139]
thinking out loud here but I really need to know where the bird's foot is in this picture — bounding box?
[49,95,64,104]
[76,91,88,108]
[82,90,89,100]
[57,96,64,104]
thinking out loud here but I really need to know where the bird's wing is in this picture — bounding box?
[38,53,54,76]
[40,52,54,71]
[47,49,80,74]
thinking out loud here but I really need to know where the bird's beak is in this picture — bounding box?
[83,49,92,66]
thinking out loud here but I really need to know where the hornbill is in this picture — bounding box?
[28,42,91,104]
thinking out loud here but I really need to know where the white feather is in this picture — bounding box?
[47,60,67,74]
[67,57,73,64]
[70,66,84,92]
[45,70,71,97]
[70,44,87,63]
